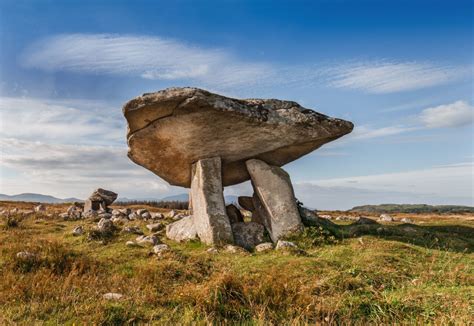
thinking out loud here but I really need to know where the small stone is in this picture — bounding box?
[72,225,84,236]
[83,210,98,219]
[379,214,394,222]
[16,251,36,260]
[275,240,298,251]
[146,223,164,232]
[141,212,152,219]
[206,247,218,254]
[123,226,143,235]
[59,212,70,220]
[34,204,46,212]
[152,244,170,254]
[118,208,131,215]
[151,212,164,219]
[401,217,414,223]
[128,213,138,220]
[111,209,122,216]
[255,242,273,252]
[103,292,123,300]
[168,210,176,218]
[224,244,247,254]
[136,235,159,246]
[98,213,112,219]
[126,241,141,247]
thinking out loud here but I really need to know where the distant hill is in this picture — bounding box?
[0,193,83,204]
[350,204,474,214]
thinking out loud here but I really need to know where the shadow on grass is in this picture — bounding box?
[304,217,474,253]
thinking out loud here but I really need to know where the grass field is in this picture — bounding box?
[0,201,473,325]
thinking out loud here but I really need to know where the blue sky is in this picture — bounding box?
[0,0,473,209]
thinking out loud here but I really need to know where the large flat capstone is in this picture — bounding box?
[124,87,353,187]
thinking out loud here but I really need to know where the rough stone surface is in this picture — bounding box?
[124,87,353,187]
[191,157,233,245]
[153,244,170,255]
[146,223,164,232]
[226,204,244,224]
[401,217,414,223]
[379,214,394,222]
[246,159,303,242]
[136,235,159,246]
[224,244,247,254]
[72,225,84,236]
[123,226,143,235]
[231,222,265,250]
[238,196,255,211]
[89,188,118,206]
[97,218,114,233]
[275,240,298,251]
[354,217,378,225]
[255,242,274,252]
[165,215,198,242]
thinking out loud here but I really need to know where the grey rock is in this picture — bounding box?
[226,204,244,224]
[98,213,112,219]
[16,251,36,260]
[146,223,164,232]
[275,240,298,251]
[224,244,247,254]
[123,226,143,235]
[72,225,84,236]
[97,218,114,233]
[136,209,148,216]
[246,159,303,242]
[191,157,233,245]
[165,215,198,242]
[255,242,273,252]
[206,247,219,254]
[34,204,46,212]
[231,222,265,250]
[123,87,353,187]
[153,244,170,255]
[379,214,394,222]
[141,212,152,219]
[125,241,140,247]
[103,292,123,300]
[59,212,70,219]
[136,235,159,246]
[128,213,138,220]
[118,208,131,215]
[354,217,378,225]
[401,217,414,223]
[151,212,164,219]
[168,210,177,218]
[89,188,118,206]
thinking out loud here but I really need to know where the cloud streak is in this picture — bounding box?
[22,34,470,94]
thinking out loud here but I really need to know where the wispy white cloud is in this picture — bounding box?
[22,33,274,89]
[326,60,469,94]
[350,125,419,140]
[420,100,474,128]
[21,34,470,94]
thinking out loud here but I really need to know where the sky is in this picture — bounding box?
[0,0,473,209]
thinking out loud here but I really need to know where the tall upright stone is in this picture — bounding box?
[191,157,233,245]
[246,159,303,242]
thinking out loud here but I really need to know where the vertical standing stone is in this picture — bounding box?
[246,159,303,242]
[191,157,233,245]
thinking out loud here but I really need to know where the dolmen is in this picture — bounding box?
[84,188,118,213]
[123,87,353,247]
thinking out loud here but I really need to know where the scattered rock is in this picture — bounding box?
[128,213,138,220]
[59,212,70,220]
[275,240,298,251]
[379,214,394,222]
[34,204,46,212]
[224,244,247,254]
[153,244,170,255]
[123,226,143,235]
[401,217,414,223]
[97,218,114,233]
[206,247,219,254]
[165,215,198,242]
[168,210,177,218]
[255,242,273,252]
[126,241,141,247]
[231,222,265,250]
[98,212,112,219]
[226,204,244,224]
[136,235,159,246]
[319,214,332,219]
[151,212,164,219]
[72,225,84,236]
[16,251,36,260]
[146,223,164,232]
[141,211,152,219]
[103,293,123,300]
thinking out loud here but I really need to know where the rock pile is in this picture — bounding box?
[121,88,354,248]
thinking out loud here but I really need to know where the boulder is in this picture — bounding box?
[238,196,254,211]
[246,159,303,242]
[123,87,353,187]
[354,217,378,225]
[97,218,114,233]
[153,244,170,255]
[190,157,233,245]
[146,223,164,232]
[379,214,394,222]
[72,225,84,236]
[401,217,414,223]
[165,215,198,242]
[89,188,118,206]
[136,235,159,246]
[226,204,244,224]
[231,222,265,250]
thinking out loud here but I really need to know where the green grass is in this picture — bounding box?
[0,212,473,325]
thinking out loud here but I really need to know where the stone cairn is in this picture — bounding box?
[123,87,353,249]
